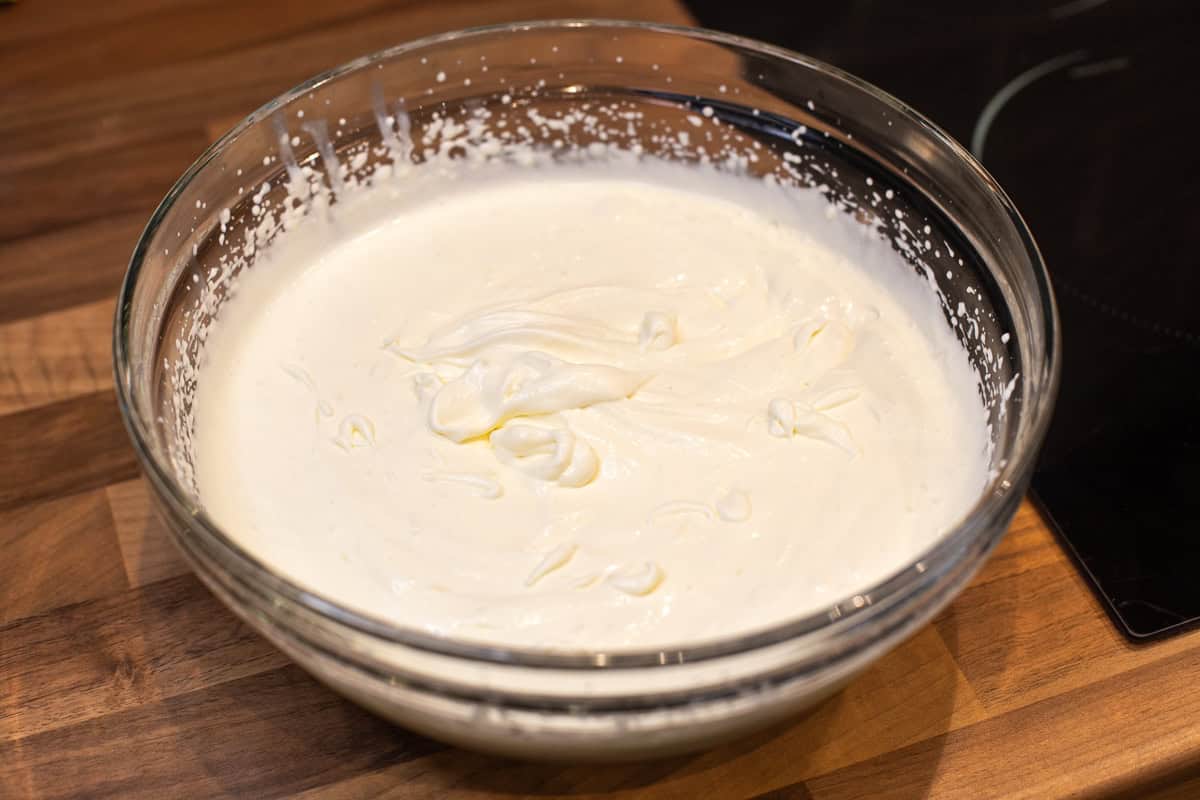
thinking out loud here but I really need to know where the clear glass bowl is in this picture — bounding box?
[113,20,1059,760]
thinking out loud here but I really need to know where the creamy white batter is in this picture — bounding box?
[192,159,990,649]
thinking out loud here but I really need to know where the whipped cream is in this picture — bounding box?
[191,159,991,649]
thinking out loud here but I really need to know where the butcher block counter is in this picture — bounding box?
[1,1,1199,797]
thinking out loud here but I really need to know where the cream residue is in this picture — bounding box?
[191,159,991,649]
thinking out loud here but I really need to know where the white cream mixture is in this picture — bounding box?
[192,159,990,649]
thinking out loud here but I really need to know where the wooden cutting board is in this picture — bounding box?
[2,2,1198,797]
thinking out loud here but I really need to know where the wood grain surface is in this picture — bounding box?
[2,2,1198,798]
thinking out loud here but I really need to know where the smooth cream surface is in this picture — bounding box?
[192,161,990,649]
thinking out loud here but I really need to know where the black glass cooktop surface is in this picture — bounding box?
[688,0,1200,640]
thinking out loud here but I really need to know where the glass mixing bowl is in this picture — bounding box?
[113,20,1059,760]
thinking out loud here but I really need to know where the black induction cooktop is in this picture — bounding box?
[687,0,1200,640]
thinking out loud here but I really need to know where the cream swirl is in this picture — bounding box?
[423,351,645,443]
[490,422,600,488]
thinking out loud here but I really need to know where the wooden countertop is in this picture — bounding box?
[2,1,1198,797]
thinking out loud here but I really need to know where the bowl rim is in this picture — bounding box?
[113,17,1060,670]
